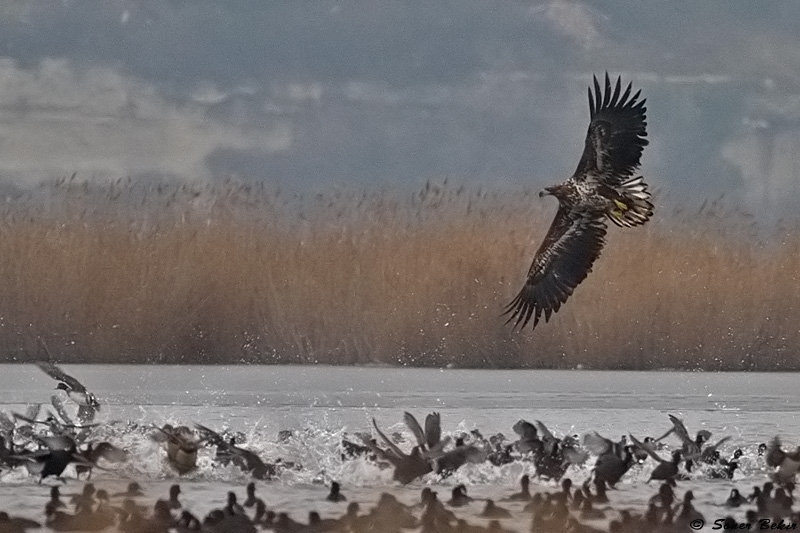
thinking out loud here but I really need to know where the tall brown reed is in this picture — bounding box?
[0,178,797,369]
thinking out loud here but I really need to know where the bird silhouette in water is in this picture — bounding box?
[326,481,347,502]
[35,359,100,423]
[766,436,800,484]
[195,423,276,480]
[630,434,682,483]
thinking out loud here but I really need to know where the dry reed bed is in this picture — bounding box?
[0,179,797,369]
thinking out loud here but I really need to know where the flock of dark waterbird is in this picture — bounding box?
[0,364,798,532]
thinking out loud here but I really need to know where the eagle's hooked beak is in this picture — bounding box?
[539,186,554,198]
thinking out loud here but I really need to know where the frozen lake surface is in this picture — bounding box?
[0,365,798,530]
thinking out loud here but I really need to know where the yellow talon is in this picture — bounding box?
[613,199,628,211]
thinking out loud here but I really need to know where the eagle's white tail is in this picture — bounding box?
[609,176,653,228]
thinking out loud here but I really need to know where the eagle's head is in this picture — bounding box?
[539,185,564,199]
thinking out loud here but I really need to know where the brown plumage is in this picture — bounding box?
[505,73,652,330]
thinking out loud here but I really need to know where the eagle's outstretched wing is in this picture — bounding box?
[504,205,607,330]
[574,73,648,185]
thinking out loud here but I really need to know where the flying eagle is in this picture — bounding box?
[504,73,653,330]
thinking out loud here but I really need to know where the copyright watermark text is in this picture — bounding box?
[689,518,799,530]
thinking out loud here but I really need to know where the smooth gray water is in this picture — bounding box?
[0,365,798,530]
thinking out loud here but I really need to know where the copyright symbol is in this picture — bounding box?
[690,519,704,530]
